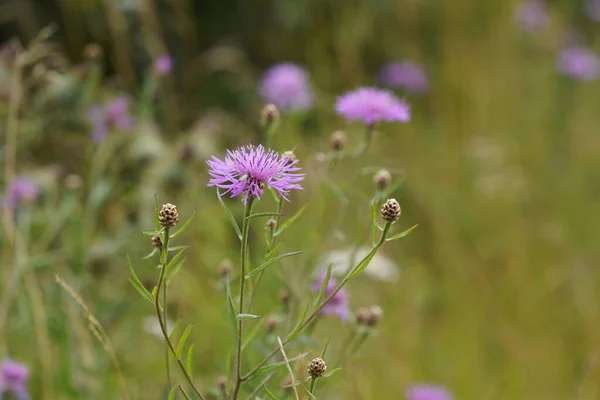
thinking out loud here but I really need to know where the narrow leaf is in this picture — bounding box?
[348,247,378,279]
[186,343,195,376]
[386,224,418,241]
[305,388,317,399]
[170,210,196,238]
[246,212,283,220]
[164,247,186,276]
[142,248,158,260]
[127,255,153,303]
[176,323,194,358]
[167,386,178,400]
[314,264,332,310]
[246,250,305,279]
[141,228,163,236]
[286,303,310,341]
[154,195,160,230]
[263,387,280,400]
[320,337,332,359]
[166,259,186,284]
[225,279,239,340]
[169,319,182,342]
[283,377,311,388]
[242,319,265,351]
[253,352,311,376]
[274,205,306,237]
[321,367,343,378]
[178,386,193,400]
[237,313,260,320]
[217,189,242,240]
[168,245,188,252]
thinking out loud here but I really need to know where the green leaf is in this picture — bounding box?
[314,264,332,310]
[348,247,378,279]
[142,248,158,260]
[170,210,196,238]
[320,337,332,359]
[253,352,311,376]
[186,343,195,376]
[283,377,311,388]
[166,259,186,285]
[154,195,160,230]
[305,388,317,399]
[168,245,188,252]
[168,319,181,342]
[321,367,343,378]
[274,205,306,237]
[264,241,284,260]
[237,313,260,320]
[127,255,153,303]
[216,189,242,240]
[286,303,310,341]
[263,387,280,400]
[164,247,186,276]
[176,323,194,358]
[245,250,305,279]
[242,319,265,351]
[167,386,178,400]
[141,228,163,236]
[178,386,193,400]
[225,279,239,341]
[385,224,418,241]
[246,212,283,220]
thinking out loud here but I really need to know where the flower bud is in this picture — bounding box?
[330,130,347,151]
[366,305,383,327]
[307,357,327,378]
[151,234,163,249]
[260,103,280,129]
[159,203,179,228]
[381,198,401,223]
[218,259,233,278]
[266,219,277,230]
[373,169,392,191]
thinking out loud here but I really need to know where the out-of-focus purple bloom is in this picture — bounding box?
[259,63,314,112]
[207,144,304,203]
[514,1,548,32]
[88,97,135,143]
[3,178,38,210]
[152,55,173,77]
[557,47,600,81]
[406,384,453,400]
[0,360,30,400]
[335,87,410,126]
[585,0,600,21]
[311,271,349,321]
[379,61,429,94]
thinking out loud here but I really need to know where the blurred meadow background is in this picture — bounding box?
[2,0,600,399]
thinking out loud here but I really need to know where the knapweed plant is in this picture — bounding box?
[127,116,416,399]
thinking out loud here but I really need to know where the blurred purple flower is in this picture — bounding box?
[311,271,349,321]
[514,1,548,32]
[335,87,410,126]
[207,144,304,203]
[558,47,600,81]
[88,97,135,143]
[3,178,38,210]
[585,0,600,21]
[406,384,453,400]
[0,360,29,400]
[152,55,173,77]
[259,63,314,112]
[379,61,429,94]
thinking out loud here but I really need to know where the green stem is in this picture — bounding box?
[242,222,392,381]
[161,240,171,385]
[154,227,207,400]
[308,377,318,396]
[354,125,374,156]
[231,199,255,400]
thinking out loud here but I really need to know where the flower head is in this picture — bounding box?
[3,178,38,210]
[207,144,304,202]
[406,384,453,400]
[514,1,548,32]
[558,47,600,81]
[335,87,410,126]
[259,63,314,112]
[152,55,173,76]
[88,96,135,143]
[380,61,429,94]
[0,360,30,400]
[312,271,349,321]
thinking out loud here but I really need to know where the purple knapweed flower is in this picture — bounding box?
[406,384,453,400]
[514,1,548,32]
[88,97,135,143]
[0,360,30,400]
[557,47,600,81]
[152,55,173,77]
[311,271,349,321]
[585,0,600,21]
[207,144,304,203]
[259,63,314,112]
[335,87,410,126]
[3,178,38,210]
[379,61,429,94]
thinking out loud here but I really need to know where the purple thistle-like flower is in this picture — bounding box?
[207,144,304,203]
[379,61,429,94]
[514,1,548,32]
[335,87,410,126]
[406,384,453,400]
[558,46,600,81]
[311,271,349,321]
[3,178,38,210]
[0,360,30,400]
[152,55,173,77]
[586,0,600,21]
[259,63,314,112]
[88,97,135,143]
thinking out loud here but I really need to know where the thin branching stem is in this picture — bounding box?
[160,231,171,386]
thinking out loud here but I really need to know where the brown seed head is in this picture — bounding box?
[151,234,163,249]
[373,169,392,191]
[159,203,179,228]
[355,307,370,325]
[279,289,291,308]
[265,316,277,333]
[307,357,327,378]
[84,43,103,60]
[330,130,347,151]
[266,219,277,230]
[218,259,233,278]
[366,305,383,327]
[260,103,280,129]
[381,198,401,223]
[216,375,227,392]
